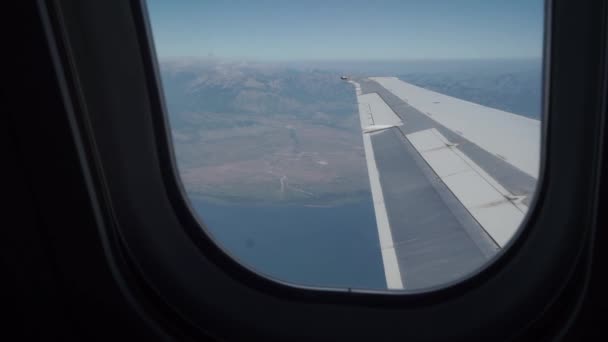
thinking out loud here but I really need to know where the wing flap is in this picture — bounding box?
[406,129,525,247]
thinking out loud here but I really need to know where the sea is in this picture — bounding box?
[190,196,386,289]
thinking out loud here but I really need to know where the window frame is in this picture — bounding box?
[38,0,606,340]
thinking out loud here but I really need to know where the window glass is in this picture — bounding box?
[146,0,544,291]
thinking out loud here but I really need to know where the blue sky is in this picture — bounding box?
[146,0,544,61]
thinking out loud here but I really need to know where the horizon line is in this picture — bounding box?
[157,55,543,63]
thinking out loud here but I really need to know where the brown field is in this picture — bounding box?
[173,114,370,204]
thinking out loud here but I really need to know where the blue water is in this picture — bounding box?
[190,196,385,289]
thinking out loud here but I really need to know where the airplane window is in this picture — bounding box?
[145,0,544,291]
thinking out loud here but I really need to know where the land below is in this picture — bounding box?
[161,59,370,205]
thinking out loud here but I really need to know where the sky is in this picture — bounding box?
[146,0,544,61]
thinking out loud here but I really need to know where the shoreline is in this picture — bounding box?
[186,191,372,208]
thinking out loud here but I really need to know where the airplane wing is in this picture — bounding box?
[349,77,540,290]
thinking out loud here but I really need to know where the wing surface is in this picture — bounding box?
[350,78,539,290]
